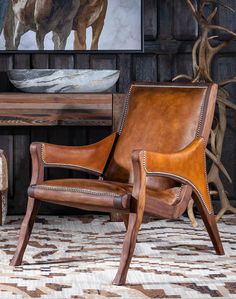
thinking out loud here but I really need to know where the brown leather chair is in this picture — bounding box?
[11,83,224,285]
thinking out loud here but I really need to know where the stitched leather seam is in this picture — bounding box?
[41,144,102,175]
[142,152,213,214]
[31,184,122,197]
[196,101,204,138]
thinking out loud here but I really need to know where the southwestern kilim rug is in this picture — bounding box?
[0,214,235,299]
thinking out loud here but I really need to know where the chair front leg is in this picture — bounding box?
[113,210,144,285]
[10,197,40,266]
[113,150,146,285]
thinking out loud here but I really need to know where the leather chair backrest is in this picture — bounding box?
[105,83,217,189]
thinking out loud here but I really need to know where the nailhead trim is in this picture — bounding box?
[195,100,205,138]
[31,184,122,197]
[118,85,133,135]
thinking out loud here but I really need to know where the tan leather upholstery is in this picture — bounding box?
[144,137,212,213]
[28,83,218,216]
[41,132,117,175]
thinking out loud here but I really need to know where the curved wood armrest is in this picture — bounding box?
[141,137,213,214]
[131,150,147,213]
[31,132,118,176]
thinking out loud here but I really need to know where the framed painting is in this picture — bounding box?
[0,0,143,52]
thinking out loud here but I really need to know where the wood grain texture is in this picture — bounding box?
[32,54,49,69]
[133,55,157,81]
[173,0,198,40]
[13,54,30,69]
[216,0,236,40]
[0,93,113,126]
[49,54,74,69]
[144,0,157,40]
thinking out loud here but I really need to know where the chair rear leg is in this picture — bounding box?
[122,214,129,231]
[193,193,224,255]
[10,197,40,266]
[113,213,141,285]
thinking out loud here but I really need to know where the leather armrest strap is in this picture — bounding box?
[141,137,213,214]
[37,132,117,175]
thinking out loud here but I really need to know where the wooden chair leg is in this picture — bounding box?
[193,193,224,255]
[10,197,40,266]
[113,212,142,285]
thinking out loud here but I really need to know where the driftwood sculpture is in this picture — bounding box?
[173,0,236,225]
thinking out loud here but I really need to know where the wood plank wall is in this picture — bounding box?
[0,0,236,214]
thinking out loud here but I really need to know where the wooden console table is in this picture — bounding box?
[0,93,125,127]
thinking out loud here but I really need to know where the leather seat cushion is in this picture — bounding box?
[28,178,181,212]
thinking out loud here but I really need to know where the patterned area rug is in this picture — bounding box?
[0,215,236,299]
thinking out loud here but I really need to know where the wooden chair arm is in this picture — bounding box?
[30,132,118,177]
[134,137,213,214]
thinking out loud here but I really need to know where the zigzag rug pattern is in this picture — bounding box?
[0,215,235,298]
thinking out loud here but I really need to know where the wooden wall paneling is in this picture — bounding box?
[133,55,157,82]
[13,54,30,69]
[74,54,90,69]
[158,54,174,82]
[216,0,236,40]
[158,0,173,39]
[173,54,193,79]
[172,0,198,40]
[0,54,13,71]
[32,54,49,68]
[87,127,111,145]
[212,55,236,199]
[90,55,117,92]
[0,54,13,92]
[117,54,132,93]
[49,54,74,69]
[12,127,30,214]
[144,0,158,40]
